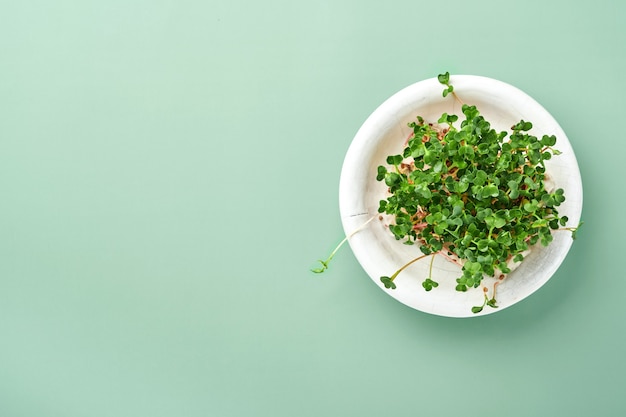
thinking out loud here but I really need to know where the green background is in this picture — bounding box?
[1,1,623,416]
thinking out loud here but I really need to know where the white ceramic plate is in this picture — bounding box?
[339,75,583,318]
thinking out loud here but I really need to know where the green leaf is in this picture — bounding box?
[438,112,458,124]
[380,276,396,289]
[523,201,538,213]
[486,298,498,308]
[384,172,401,187]
[438,72,450,84]
[420,245,432,255]
[477,239,490,252]
[422,278,439,291]
[417,186,432,199]
[386,154,403,165]
[455,178,470,193]
[473,170,488,186]
[541,134,557,146]
[540,233,554,246]
[513,120,533,131]
[471,306,483,314]
[496,231,512,245]
[477,143,490,154]
[484,215,496,229]
[434,221,449,235]
[376,165,387,181]
[482,184,499,198]
[494,216,507,228]
[448,217,463,227]
[465,261,482,274]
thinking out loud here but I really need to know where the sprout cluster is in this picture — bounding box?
[376,73,579,312]
[314,72,581,314]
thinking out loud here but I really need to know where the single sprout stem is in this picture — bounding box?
[556,221,584,239]
[474,293,488,312]
[451,90,464,106]
[311,215,376,273]
[428,252,436,278]
[388,253,433,282]
[492,281,500,300]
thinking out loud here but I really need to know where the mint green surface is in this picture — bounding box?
[1,1,624,416]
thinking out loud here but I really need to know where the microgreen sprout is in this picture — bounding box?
[311,215,376,273]
[314,72,581,314]
[380,254,433,289]
[422,255,438,291]
[437,71,463,105]
[437,71,454,97]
